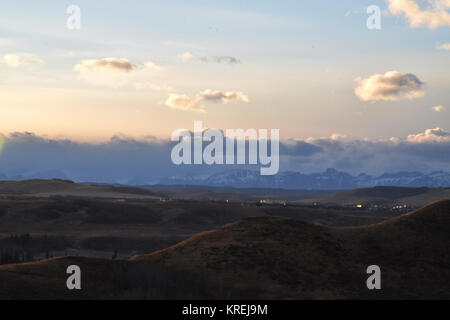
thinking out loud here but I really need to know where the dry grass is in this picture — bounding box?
[0,200,448,299]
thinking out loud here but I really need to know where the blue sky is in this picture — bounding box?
[0,1,449,177]
[0,0,449,140]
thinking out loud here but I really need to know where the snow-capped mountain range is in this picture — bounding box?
[159,169,450,190]
[3,168,450,190]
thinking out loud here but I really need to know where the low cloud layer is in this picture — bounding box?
[1,128,450,184]
[74,58,136,73]
[406,127,450,142]
[355,71,425,102]
[386,0,450,29]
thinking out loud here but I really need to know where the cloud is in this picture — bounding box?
[144,61,162,70]
[180,52,241,64]
[355,71,425,102]
[330,133,347,141]
[200,56,241,64]
[74,58,136,73]
[3,54,44,67]
[165,93,204,112]
[165,89,249,112]
[432,105,446,112]
[386,0,450,29]
[178,52,194,62]
[438,42,450,50]
[298,128,450,173]
[0,132,179,184]
[407,127,450,142]
[280,139,323,157]
[73,57,170,90]
[1,128,450,182]
[197,90,249,103]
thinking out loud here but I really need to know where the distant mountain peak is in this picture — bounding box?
[157,168,450,190]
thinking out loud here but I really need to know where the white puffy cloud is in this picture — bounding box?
[74,58,135,73]
[432,105,446,112]
[165,93,204,113]
[165,89,249,112]
[197,90,249,103]
[386,0,450,29]
[144,61,162,70]
[355,71,425,102]
[3,54,44,67]
[407,127,450,142]
[73,57,172,90]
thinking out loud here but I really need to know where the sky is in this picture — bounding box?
[0,0,449,179]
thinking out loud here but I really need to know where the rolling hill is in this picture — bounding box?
[0,179,161,199]
[0,200,449,299]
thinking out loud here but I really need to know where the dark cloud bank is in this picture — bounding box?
[1,130,450,186]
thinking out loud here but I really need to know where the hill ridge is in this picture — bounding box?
[0,200,449,299]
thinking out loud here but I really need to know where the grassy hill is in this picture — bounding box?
[0,196,396,263]
[0,200,449,299]
[0,179,162,199]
